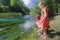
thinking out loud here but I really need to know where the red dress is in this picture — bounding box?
[36,7,49,30]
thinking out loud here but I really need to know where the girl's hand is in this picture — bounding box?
[40,19,44,23]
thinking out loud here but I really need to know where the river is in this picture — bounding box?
[0,15,36,40]
[0,15,36,30]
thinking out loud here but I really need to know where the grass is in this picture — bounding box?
[0,13,22,18]
[18,27,38,40]
[0,25,38,40]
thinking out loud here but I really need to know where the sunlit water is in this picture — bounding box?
[20,15,36,30]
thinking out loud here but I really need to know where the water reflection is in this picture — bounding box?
[19,15,36,30]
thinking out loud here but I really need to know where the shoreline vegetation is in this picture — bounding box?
[0,13,22,18]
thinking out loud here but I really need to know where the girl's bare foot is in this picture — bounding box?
[43,34,49,38]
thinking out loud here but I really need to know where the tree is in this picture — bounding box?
[0,0,30,15]
[56,0,60,13]
[30,5,41,16]
[10,0,17,7]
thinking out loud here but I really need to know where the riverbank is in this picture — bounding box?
[38,15,60,40]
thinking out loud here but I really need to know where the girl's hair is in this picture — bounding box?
[40,2,46,6]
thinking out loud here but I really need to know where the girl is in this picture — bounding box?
[35,2,50,38]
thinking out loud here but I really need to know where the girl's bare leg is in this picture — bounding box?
[42,30,49,38]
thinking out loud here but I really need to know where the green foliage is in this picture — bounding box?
[0,27,38,40]
[30,6,41,16]
[10,0,17,7]
[19,28,38,40]
[17,0,30,15]
[0,13,22,18]
[58,3,60,13]
[0,0,30,15]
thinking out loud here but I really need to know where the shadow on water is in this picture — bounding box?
[48,29,60,38]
